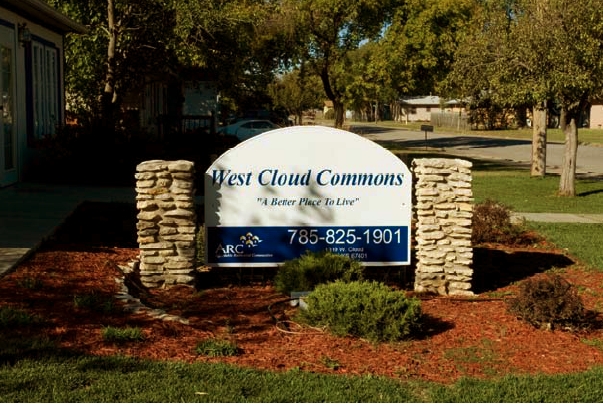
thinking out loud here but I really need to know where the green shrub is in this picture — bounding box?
[73,293,115,314]
[298,280,422,342]
[507,274,588,331]
[274,251,364,295]
[16,277,44,290]
[102,326,145,342]
[0,306,38,328]
[195,338,238,357]
[472,199,525,245]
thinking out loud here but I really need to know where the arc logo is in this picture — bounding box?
[215,232,263,256]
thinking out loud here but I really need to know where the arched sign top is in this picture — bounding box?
[214,125,407,168]
[204,125,412,267]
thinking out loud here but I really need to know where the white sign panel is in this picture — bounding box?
[204,126,412,267]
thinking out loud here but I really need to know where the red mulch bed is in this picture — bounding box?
[2,201,603,385]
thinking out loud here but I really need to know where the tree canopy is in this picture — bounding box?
[49,0,603,197]
[445,0,603,196]
[279,0,402,127]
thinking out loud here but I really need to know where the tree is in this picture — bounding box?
[380,0,477,99]
[50,0,287,129]
[508,0,603,194]
[49,0,181,128]
[285,0,400,128]
[268,69,323,125]
[444,0,603,193]
[443,1,547,172]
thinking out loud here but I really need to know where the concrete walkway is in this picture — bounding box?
[513,212,603,224]
[0,182,136,277]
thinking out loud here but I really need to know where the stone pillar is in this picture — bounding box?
[135,160,197,288]
[412,158,473,296]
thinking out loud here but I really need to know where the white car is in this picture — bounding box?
[217,119,280,141]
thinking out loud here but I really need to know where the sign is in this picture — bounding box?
[420,125,434,149]
[204,126,412,267]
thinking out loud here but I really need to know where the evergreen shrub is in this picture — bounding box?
[273,250,364,295]
[298,280,422,342]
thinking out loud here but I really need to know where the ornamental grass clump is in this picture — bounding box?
[102,326,145,342]
[297,280,422,342]
[274,250,364,295]
[195,338,239,357]
[0,306,38,328]
[507,274,589,331]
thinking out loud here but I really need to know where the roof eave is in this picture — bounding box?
[1,0,88,34]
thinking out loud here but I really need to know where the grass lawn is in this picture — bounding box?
[3,349,603,402]
[473,170,603,213]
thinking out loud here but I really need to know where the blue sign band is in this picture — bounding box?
[206,226,409,265]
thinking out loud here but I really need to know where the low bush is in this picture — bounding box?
[102,326,145,342]
[73,293,115,314]
[472,199,525,245]
[273,251,364,295]
[0,306,38,328]
[16,277,44,290]
[507,274,588,331]
[195,338,238,357]
[297,280,422,342]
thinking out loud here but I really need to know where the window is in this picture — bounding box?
[31,41,58,138]
[2,45,14,170]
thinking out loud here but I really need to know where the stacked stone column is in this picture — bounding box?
[135,160,197,288]
[412,158,473,296]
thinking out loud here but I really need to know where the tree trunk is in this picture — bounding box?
[558,109,578,196]
[318,63,345,128]
[531,102,547,177]
[333,100,344,128]
[559,108,567,131]
[102,0,118,131]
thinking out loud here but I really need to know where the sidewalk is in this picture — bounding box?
[0,182,136,277]
[513,212,603,224]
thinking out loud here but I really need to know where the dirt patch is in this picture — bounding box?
[2,201,603,384]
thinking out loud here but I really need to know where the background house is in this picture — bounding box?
[121,69,219,138]
[589,103,603,129]
[0,0,86,187]
[397,96,462,123]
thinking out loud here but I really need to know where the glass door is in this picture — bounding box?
[0,25,17,186]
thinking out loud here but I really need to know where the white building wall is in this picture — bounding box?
[0,7,65,184]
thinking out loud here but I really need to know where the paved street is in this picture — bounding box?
[351,124,603,178]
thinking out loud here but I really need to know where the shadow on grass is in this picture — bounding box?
[472,248,575,294]
[578,188,603,197]
[0,334,76,366]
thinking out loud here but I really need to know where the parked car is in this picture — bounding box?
[216,119,280,141]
